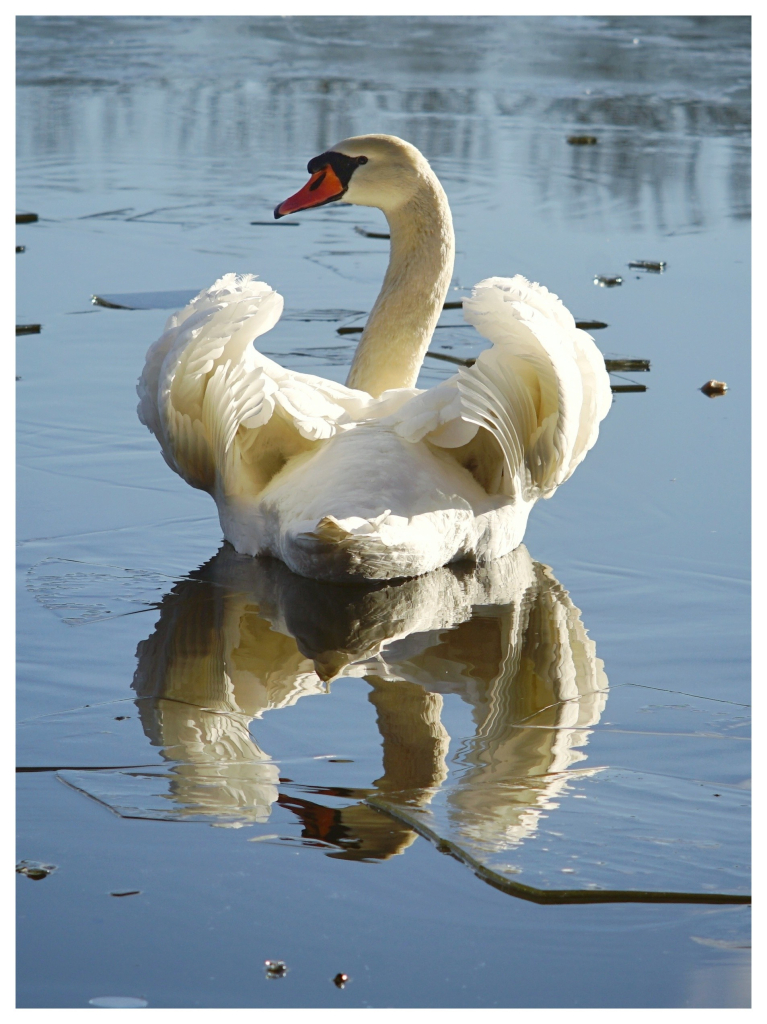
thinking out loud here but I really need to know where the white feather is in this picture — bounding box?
[386,276,610,503]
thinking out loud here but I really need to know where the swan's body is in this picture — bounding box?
[138,135,611,581]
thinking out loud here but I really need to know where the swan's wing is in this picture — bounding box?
[137,273,374,494]
[388,275,612,500]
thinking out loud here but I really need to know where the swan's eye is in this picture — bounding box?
[357,156,368,165]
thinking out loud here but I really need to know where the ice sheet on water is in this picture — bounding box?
[26,557,183,625]
[370,766,749,898]
[91,289,200,310]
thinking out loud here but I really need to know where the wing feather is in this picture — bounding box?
[137,273,374,495]
[388,275,611,501]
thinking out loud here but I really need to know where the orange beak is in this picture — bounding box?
[274,165,347,218]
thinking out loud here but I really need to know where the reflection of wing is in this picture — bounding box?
[361,555,608,849]
[132,563,326,824]
[137,274,373,495]
[135,700,280,824]
[442,562,608,848]
[386,276,612,499]
[133,572,324,718]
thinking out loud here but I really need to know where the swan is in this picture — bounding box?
[138,134,612,582]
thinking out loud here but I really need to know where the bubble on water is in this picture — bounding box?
[265,960,288,979]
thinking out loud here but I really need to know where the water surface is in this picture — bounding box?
[17,15,750,1009]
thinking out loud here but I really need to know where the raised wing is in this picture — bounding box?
[137,274,374,496]
[388,275,612,501]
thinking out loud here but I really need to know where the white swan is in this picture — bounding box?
[138,134,611,582]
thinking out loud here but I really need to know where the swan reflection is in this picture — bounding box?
[132,545,607,859]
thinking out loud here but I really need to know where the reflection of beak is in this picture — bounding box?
[274,166,346,218]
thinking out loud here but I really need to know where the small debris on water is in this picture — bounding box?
[333,973,350,988]
[629,260,666,273]
[16,324,41,335]
[425,350,475,367]
[17,860,56,880]
[604,359,650,372]
[701,380,728,397]
[567,135,598,145]
[594,275,623,287]
[265,960,288,979]
[16,245,25,253]
[355,226,390,239]
[110,890,141,897]
[340,298,463,333]
[16,213,38,224]
[575,320,608,330]
[114,715,130,721]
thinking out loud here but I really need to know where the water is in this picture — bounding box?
[16,16,750,1009]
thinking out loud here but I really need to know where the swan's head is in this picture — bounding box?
[274,134,432,219]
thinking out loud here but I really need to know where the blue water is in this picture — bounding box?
[17,16,750,1008]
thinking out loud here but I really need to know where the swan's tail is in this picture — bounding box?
[310,515,359,544]
[281,510,436,582]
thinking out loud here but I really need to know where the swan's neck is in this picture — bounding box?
[345,175,455,397]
